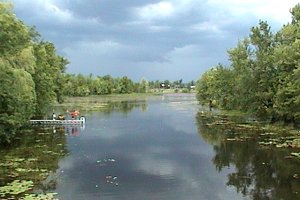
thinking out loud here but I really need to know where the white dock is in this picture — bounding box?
[30,116,86,125]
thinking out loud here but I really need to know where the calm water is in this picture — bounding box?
[1,94,300,199]
[54,96,244,200]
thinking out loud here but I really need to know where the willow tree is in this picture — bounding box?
[0,3,31,55]
[0,64,36,137]
[0,2,68,144]
[0,3,36,142]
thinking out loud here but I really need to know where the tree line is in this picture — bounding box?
[0,3,150,144]
[0,3,196,145]
[196,4,300,124]
[63,75,196,97]
[63,74,149,96]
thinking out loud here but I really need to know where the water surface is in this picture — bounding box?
[1,94,300,199]
[55,96,247,200]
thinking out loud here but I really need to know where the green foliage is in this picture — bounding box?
[0,63,36,142]
[138,78,149,93]
[0,180,34,197]
[196,64,235,109]
[33,42,67,115]
[115,76,134,94]
[196,3,300,124]
[0,126,67,199]
[0,3,31,56]
[290,4,300,24]
[0,2,68,144]
[64,74,152,96]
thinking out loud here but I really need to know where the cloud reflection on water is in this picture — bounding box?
[56,99,247,200]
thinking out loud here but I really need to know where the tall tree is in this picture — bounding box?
[227,39,254,110]
[272,5,300,122]
[0,3,37,144]
[249,21,277,117]
[0,3,30,56]
[196,3,300,124]
[0,63,36,143]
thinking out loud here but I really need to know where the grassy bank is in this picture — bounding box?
[53,93,162,112]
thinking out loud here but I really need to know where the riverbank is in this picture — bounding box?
[54,92,196,111]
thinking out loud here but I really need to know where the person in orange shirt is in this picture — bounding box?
[70,110,80,119]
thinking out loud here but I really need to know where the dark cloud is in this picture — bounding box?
[11,0,297,81]
[60,0,161,24]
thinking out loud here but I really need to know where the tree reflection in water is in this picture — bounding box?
[0,126,69,199]
[102,100,148,114]
[195,112,300,200]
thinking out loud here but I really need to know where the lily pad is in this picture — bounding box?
[21,192,58,200]
[0,180,34,197]
[291,152,300,158]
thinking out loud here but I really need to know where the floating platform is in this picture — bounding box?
[30,116,86,126]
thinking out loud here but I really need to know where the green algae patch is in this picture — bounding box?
[21,192,58,200]
[291,152,300,158]
[0,180,34,197]
[0,179,58,199]
[0,126,68,200]
[196,111,300,156]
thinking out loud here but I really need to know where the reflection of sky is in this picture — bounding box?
[56,99,249,200]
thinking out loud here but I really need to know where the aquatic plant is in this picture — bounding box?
[0,180,33,197]
[21,192,58,200]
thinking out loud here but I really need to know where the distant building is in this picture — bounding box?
[160,83,170,89]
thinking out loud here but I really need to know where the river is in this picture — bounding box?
[0,94,299,200]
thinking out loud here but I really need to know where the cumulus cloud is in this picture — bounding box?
[137,1,175,21]
[208,0,299,25]
[11,0,300,81]
[13,0,72,23]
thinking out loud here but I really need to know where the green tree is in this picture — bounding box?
[272,8,300,122]
[0,2,69,145]
[196,65,235,109]
[0,3,36,144]
[248,21,277,117]
[115,76,134,94]
[33,42,68,115]
[0,3,31,56]
[138,78,149,93]
[227,39,255,111]
[0,63,36,143]
[196,68,217,106]
[196,3,300,124]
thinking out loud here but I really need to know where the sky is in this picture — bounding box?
[10,0,300,81]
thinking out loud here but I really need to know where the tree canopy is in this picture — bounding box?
[196,4,300,124]
[0,3,68,144]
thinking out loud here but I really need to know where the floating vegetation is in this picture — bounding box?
[258,136,300,149]
[291,152,300,159]
[226,136,252,142]
[105,175,119,186]
[196,109,300,199]
[196,111,300,160]
[21,192,58,200]
[0,126,68,199]
[54,101,109,111]
[0,180,33,197]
